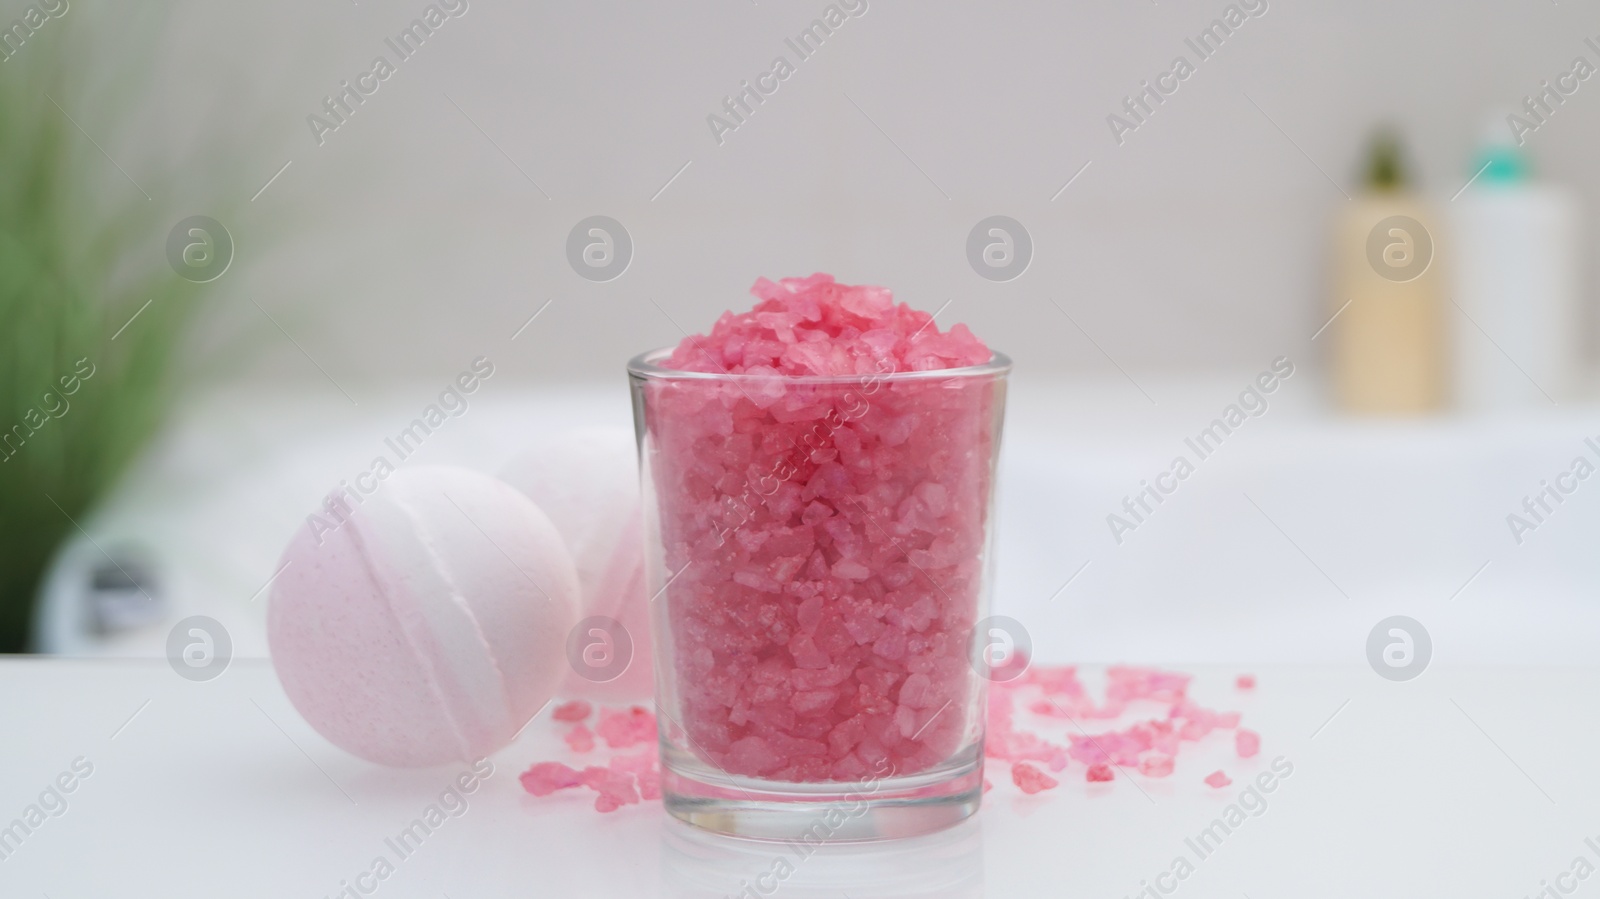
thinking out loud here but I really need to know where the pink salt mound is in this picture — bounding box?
[1086,762,1115,783]
[1236,729,1260,758]
[663,273,989,376]
[1011,762,1059,794]
[552,700,592,722]
[1236,674,1256,690]
[647,274,998,781]
[1204,770,1232,788]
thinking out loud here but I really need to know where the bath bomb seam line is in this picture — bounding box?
[345,493,481,762]
[395,488,521,742]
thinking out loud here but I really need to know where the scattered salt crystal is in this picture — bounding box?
[564,723,595,753]
[596,706,656,749]
[609,751,663,802]
[552,700,592,722]
[526,667,1254,812]
[1139,754,1174,778]
[1236,674,1256,690]
[580,766,641,813]
[520,762,583,797]
[1012,762,1060,794]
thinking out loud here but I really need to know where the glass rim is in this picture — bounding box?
[627,347,1012,384]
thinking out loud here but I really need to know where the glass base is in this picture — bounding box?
[661,742,983,842]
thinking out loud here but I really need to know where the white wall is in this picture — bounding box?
[56,0,1600,392]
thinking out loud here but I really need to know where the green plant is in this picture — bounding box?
[0,23,210,651]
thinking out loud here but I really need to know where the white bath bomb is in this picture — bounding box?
[268,465,578,767]
[499,427,652,701]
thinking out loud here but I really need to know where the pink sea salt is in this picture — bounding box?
[520,762,584,797]
[519,732,663,813]
[609,750,662,801]
[523,667,1257,811]
[564,723,596,753]
[985,680,1069,768]
[1236,674,1256,690]
[1067,718,1179,768]
[553,700,592,722]
[646,274,998,781]
[1139,753,1175,778]
[596,706,656,749]
[579,765,641,813]
[662,274,989,376]
[1171,700,1241,741]
[1011,762,1059,794]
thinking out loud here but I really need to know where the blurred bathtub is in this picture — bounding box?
[33,372,1600,666]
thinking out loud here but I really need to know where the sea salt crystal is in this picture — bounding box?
[580,766,641,813]
[525,668,1255,811]
[564,723,595,754]
[552,700,592,722]
[609,751,662,801]
[1012,762,1060,794]
[520,762,583,797]
[663,274,988,376]
[1236,674,1256,690]
[1139,754,1175,778]
[649,274,996,780]
[985,686,1069,767]
[596,706,656,749]
[1171,700,1241,741]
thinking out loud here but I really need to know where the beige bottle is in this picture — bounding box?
[1331,131,1447,414]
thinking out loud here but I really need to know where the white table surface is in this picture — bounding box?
[3,659,1594,898]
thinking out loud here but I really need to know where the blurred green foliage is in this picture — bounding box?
[0,22,207,651]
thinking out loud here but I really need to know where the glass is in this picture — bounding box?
[628,347,1011,841]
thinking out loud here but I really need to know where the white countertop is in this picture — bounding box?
[2,659,1594,897]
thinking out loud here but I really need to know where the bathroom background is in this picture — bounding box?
[4,0,1599,668]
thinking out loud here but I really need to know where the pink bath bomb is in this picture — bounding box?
[268,466,579,767]
[499,427,652,702]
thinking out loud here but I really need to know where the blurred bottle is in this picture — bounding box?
[1332,129,1447,415]
[1449,115,1579,410]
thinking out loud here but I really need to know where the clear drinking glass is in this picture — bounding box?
[628,348,1011,841]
